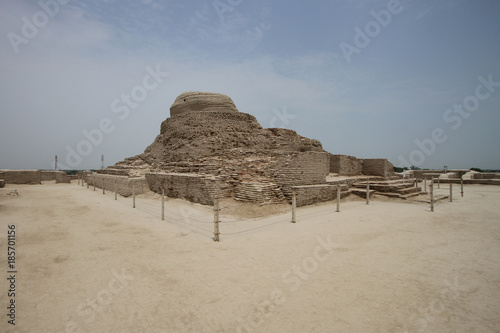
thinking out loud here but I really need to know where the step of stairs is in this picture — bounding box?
[351,179,424,199]
[397,187,422,195]
[349,188,376,198]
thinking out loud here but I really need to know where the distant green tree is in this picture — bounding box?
[470,167,484,173]
[410,166,421,170]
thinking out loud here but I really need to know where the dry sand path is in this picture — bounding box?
[0,182,499,332]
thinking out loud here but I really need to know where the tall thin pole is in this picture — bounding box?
[291,188,297,223]
[133,185,136,208]
[93,175,96,191]
[449,182,453,202]
[336,186,340,213]
[114,180,117,200]
[55,155,58,171]
[366,183,370,205]
[430,181,434,212]
[102,178,105,195]
[214,196,220,242]
[461,178,464,197]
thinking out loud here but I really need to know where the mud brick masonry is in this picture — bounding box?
[90,91,396,206]
[0,170,70,184]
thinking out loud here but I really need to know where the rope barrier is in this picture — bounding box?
[86,179,417,238]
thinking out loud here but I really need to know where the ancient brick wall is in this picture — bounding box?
[169,92,239,117]
[0,170,41,184]
[146,173,229,205]
[271,151,329,200]
[329,154,363,176]
[234,181,285,204]
[293,185,338,207]
[41,171,57,181]
[410,170,469,179]
[77,171,93,182]
[55,172,70,183]
[41,171,70,183]
[473,173,500,180]
[362,159,394,178]
[87,173,147,197]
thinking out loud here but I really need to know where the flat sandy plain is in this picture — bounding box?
[1,182,499,333]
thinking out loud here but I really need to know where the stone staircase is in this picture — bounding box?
[352,178,423,200]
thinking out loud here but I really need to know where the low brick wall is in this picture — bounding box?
[146,172,227,205]
[77,171,93,182]
[234,181,284,204]
[473,173,500,180]
[438,178,500,185]
[41,171,57,181]
[55,172,71,183]
[86,173,147,197]
[293,185,338,207]
[410,170,470,179]
[40,171,71,183]
[0,170,41,184]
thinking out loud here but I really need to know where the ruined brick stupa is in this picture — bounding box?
[101,91,394,205]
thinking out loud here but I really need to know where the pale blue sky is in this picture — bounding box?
[1,0,499,170]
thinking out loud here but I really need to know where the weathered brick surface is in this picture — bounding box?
[234,181,284,204]
[41,171,57,181]
[362,159,394,178]
[145,173,229,205]
[0,170,41,184]
[55,172,71,183]
[41,171,71,183]
[329,154,363,175]
[293,185,341,207]
[86,173,147,197]
[473,173,500,180]
[170,91,239,117]
[271,151,329,200]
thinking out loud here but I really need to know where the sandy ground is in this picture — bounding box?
[0,182,499,333]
